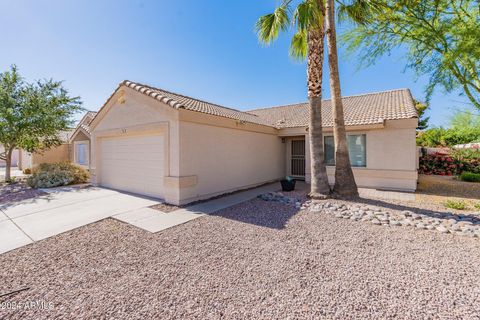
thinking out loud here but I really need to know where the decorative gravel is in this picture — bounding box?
[305,200,480,238]
[1,194,480,319]
[149,203,181,213]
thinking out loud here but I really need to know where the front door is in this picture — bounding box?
[291,139,305,177]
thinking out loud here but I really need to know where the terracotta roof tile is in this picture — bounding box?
[248,89,418,128]
[123,81,271,126]
[121,81,417,129]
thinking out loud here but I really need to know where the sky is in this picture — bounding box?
[0,0,475,127]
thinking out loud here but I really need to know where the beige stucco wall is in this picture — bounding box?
[90,87,181,203]
[283,118,418,192]
[90,84,418,205]
[176,113,286,204]
[31,144,70,166]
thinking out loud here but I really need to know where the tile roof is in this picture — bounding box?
[122,81,272,126]
[121,81,417,129]
[59,129,75,142]
[77,111,97,134]
[69,111,98,142]
[248,89,418,128]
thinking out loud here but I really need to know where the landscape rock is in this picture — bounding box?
[304,200,480,239]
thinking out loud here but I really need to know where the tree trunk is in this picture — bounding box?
[307,26,331,199]
[325,0,358,198]
[4,146,13,182]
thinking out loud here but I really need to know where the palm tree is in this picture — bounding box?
[324,0,358,197]
[255,0,331,198]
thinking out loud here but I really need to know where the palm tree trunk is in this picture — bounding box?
[325,0,358,198]
[307,26,331,199]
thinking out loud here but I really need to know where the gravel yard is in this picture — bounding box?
[416,174,480,210]
[1,192,480,319]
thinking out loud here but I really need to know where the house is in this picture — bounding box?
[3,112,96,171]
[11,130,73,170]
[88,81,418,205]
[68,111,97,168]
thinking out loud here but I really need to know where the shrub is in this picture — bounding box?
[460,172,480,183]
[22,168,31,174]
[451,148,480,161]
[475,203,480,210]
[443,199,468,210]
[419,152,480,175]
[27,162,89,188]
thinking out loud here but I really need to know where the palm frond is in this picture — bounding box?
[337,0,383,25]
[293,0,324,31]
[255,4,291,45]
[289,29,308,60]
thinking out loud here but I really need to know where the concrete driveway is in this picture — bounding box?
[0,187,160,254]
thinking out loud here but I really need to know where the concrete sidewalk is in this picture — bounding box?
[114,183,280,233]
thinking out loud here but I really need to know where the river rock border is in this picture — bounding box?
[258,192,302,208]
[303,200,480,238]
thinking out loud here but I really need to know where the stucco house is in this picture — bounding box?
[88,81,418,205]
[68,111,97,168]
[2,112,97,171]
[1,130,73,170]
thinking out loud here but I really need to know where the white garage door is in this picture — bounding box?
[100,134,165,199]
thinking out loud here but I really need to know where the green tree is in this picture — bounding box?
[0,66,83,181]
[416,111,480,146]
[256,0,331,198]
[415,100,430,130]
[340,0,480,109]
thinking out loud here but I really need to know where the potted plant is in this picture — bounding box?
[280,176,296,191]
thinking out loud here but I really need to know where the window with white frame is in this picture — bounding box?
[74,142,89,166]
[324,134,366,167]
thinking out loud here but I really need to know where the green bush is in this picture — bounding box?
[451,148,480,161]
[443,199,468,210]
[459,172,480,183]
[475,202,480,210]
[27,162,89,188]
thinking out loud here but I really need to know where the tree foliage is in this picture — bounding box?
[255,0,324,61]
[0,65,83,180]
[415,100,429,130]
[340,0,480,109]
[416,111,480,147]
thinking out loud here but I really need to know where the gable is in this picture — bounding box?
[92,87,179,133]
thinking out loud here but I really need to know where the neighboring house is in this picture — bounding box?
[18,130,73,170]
[88,81,418,205]
[69,111,97,168]
[2,112,96,170]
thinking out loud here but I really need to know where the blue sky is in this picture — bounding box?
[0,0,474,126]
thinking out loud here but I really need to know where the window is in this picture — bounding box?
[75,142,88,166]
[324,136,335,166]
[324,134,366,167]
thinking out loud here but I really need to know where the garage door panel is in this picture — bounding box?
[100,134,165,199]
